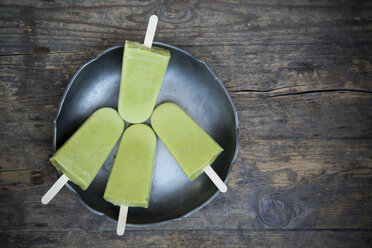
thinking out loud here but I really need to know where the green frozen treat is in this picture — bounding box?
[118,41,170,123]
[151,103,223,181]
[104,124,157,208]
[50,108,124,190]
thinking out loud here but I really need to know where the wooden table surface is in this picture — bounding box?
[1,0,371,247]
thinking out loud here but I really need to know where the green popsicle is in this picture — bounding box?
[151,103,224,181]
[104,124,157,208]
[50,108,124,190]
[118,41,170,123]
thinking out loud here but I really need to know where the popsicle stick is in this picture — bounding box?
[144,15,158,49]
[203,165,227,193]
[117,205,129,236]
[41,174,69,204]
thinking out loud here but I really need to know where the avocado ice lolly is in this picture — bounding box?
[151,102,224,181]
[104,124,157,208]
[118,41,170,123]
[49,108,124,190]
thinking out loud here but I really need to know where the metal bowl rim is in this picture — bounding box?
[52,42,239,227]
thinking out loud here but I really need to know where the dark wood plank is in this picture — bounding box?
[1,230,372,248]
[236,91,372,139]
[0,0,372,247]
[1,0,371,93]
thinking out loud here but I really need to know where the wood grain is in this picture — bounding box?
[1,230,372,248]
[1,0,371,247]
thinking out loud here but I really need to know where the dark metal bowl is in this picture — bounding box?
[53,42,238,226]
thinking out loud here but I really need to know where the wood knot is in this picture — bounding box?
[31,175,44,185]
[30,171,44,185]
[164,0,199,11]
[263,80,277,89]
[156,0,199,24]
[258,194,292,228]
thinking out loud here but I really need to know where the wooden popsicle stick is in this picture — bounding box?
[117,205,129,236]
[41,174,69,204]
[203,165,227,193]
[143,15,158,49]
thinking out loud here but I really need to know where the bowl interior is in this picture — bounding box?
[54,43,238,225]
